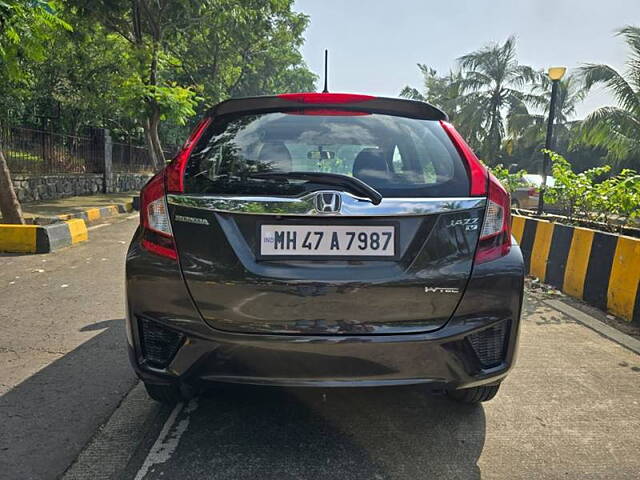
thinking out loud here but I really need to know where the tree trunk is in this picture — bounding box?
[143,117,160,171]
[0,149,25,224]
[148,109,165,167]
[143,109,165,171]
[143,38,165,171]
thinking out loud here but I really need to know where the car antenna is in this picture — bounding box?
[322,49,329,93]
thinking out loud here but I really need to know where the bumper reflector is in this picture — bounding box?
[467,321,509,368]
[139,317,184,368]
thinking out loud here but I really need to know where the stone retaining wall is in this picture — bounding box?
[12,173,152,202]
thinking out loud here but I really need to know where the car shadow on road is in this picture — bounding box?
[147,383,486,480]
[0,318,137,480]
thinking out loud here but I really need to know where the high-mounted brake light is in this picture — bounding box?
[166,117,212,193]
[278,92,376,104]
[475,173,511,264]
[439,121,488,196]
[285,109,371,116]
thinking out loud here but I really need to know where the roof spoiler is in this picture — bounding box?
[206,93,448,121]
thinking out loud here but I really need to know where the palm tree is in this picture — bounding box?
[579,26,640,170]
[400,65,463,112]
[506,75,587,170]
[455,36,539,163]
[400,65,485,146]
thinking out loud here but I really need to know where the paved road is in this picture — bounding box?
[0,215,139,479]
[1,216,639,479]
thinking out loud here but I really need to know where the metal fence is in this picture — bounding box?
[0,125,103,174]
[0,125,158,175]
[112,141,157,173]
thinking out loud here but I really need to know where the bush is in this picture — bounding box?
[543,150,640,230]
[489,163,527,193]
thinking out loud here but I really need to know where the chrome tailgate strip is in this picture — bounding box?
[168,191,485,217]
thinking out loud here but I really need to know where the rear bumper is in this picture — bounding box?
[125,231,524,390]
[127,315,518,390]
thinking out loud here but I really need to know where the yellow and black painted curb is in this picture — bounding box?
[0,219,88,253]
[512,215,640,323]
[39,201,134,225]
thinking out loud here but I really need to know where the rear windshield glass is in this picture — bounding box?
[185,111,470,197]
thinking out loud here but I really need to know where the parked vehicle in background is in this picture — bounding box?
[125,92,525,406]
[511,174,555,209]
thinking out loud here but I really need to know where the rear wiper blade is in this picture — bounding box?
[247,172,383,205]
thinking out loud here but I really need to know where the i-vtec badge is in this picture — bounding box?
[174,214,210,226]
[424,286,460,294]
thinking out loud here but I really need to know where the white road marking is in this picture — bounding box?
[88,223,110,231]
[134,398,198,480]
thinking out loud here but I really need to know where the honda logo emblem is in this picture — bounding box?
[315,192,341,213]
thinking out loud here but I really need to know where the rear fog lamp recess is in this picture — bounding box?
[467,320,509,368]
[138,317,184,368]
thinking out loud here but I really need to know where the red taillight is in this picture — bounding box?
[475,173,511,264]
[142,117,212,259]
[439,121,488,196]
[277,92,376,104]
[140,171,177,260]
[166,117,212,193]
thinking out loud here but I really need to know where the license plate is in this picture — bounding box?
[260,224,396,257]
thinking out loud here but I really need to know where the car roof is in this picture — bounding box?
[206,92,448,121]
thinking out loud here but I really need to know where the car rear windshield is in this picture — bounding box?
[184,111,470,198]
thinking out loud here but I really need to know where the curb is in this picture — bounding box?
[0,219,88,253]
[34,201,135,226]
[512,214,640,323]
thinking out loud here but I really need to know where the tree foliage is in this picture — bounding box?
[0,1,71,79]
[400,36,612,173]
[1,0,316,157]
[488,163,527,193]
[579,26,640,170]
[402,37,542,164]
[0,1,72,223]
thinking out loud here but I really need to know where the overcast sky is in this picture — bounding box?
[294,0,640,119]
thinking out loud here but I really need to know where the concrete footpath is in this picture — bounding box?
[0,216,639,479]
[0,193,138,254]
[18,193,138,221]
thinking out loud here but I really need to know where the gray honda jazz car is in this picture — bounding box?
[125,92,524,405]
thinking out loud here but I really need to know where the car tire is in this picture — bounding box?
[144,382,188,405]
[447,383,500,404]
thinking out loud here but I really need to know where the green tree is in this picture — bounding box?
[399,66,481,141]
[64,0,316,161]
[0,0,70,224]
[68,0,202,169]
[400,65,463,115]
[455,36,539,163]
[579,26,640,171]
[506,75,587,171]
[173,0,315,110]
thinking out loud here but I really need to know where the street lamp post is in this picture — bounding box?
[537,67,567,215]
